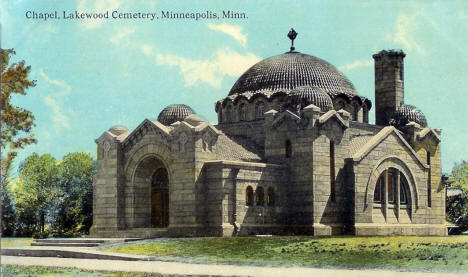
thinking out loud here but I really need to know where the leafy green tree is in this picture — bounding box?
[13,153,58,235]
[1,48,36,184]
[1,48,36,236]
[54,152,95,235]
[447,161,468,231]
[1,181,16,236]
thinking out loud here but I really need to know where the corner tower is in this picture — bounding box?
[373,50,406,125]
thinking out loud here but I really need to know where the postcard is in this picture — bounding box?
[1,1,467,276]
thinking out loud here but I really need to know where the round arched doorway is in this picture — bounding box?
[132,155,170,228]
[150,168,169,227]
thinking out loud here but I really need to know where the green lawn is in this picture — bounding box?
[106,236,468,271]
[2,266,216,277]
[1,237,33,248]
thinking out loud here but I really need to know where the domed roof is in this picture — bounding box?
[229,52,357,97]
[108,125,128,136]
[157,104,195,126]
[390,104,427,128]
[289,86,334,112]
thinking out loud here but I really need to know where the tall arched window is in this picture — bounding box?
[374,168,410,206]
[256,186,264,206]
[218,109,223,123]
[255,101,265,119]
[246,186,253,206]
[285,140,292,158]
[427,151,431,207]
[239,103,247,121]
[266,187,275,207]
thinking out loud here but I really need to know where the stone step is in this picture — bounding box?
[34,239,106,244]
[31,242,101,247]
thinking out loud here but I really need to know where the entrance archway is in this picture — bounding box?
[132,155,169,228]
[150,168,169,227]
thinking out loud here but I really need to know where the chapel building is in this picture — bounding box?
[90,30,446,237]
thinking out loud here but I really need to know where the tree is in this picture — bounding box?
[54,152,95,235]
[1,49,36,236]
[1,181,16,236]
[12,152,95,237]
[1,48,36,180]
[447,161,468,231]
[13,153,58,235]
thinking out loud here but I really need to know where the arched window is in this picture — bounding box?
[285,140,292,158]
[218,109,223,123]
[427,151,431,207]
[246,186,253,206]
[335,100,346,110]
[353,103,359,121]
[255,101,265,119]
[256,186,264,206]
[374,168,410,206]
[266,187,275,207]
[227,105,233,122]
[239,103,247,121]
[363,106,369,123]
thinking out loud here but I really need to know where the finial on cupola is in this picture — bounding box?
[287,28,298,52]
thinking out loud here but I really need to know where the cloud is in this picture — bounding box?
[386,13,425,55]
[156,48,260,87]
[39,69,71,97]
[77,0,121,29]
[44,96,71,130]
[109,26,135,45]
[338,59,373,72]
[207,23,247,47]
[39,69,71,130]
[140,44,154,56]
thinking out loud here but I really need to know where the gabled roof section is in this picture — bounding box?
[318,110,348,128]
[351,126,428,168]
[417,128,441,143]
[95,131,117,144]
[122,119,171,147]
[272,110,301,123]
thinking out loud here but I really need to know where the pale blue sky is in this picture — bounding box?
[2,0,467,174]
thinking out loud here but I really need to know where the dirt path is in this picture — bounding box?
[2,255,465,277]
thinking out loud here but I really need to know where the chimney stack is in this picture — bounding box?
[373,50,406,126]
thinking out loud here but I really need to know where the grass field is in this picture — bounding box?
[106,236,468,271]
[1,237,33,248]
[2,266,214,277]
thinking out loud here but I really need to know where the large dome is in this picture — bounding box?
[229,52,357,97]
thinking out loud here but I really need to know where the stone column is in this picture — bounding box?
[396,169,400,221]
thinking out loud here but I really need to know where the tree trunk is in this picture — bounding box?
[40,212,45,232]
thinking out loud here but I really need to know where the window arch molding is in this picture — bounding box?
[364,156,418,213]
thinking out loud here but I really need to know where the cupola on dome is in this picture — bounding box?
[289,85,334,112]
[108,125,128,136]
[157,104,195,126]
[390,104,428,127]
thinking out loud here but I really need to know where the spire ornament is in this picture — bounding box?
[287,28,298,52]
